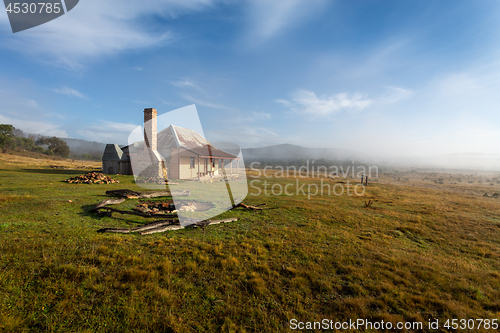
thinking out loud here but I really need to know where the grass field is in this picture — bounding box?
[1,153,500,332]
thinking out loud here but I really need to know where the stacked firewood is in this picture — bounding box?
[64,172,120,184]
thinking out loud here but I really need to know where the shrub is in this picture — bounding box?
[33,146,45,154]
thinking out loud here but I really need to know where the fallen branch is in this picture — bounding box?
[98,218,237,234]
[97,206,178,218]
[90,198,126,212]
[235,203,275,210]
[139,190,190,198]
[105,189,190,199]
[198,217,238,225]
[91,189,252,235]
[105,189,141,198]
[140,225,185,235]
[131,219,178,232]
[97,227,132,234]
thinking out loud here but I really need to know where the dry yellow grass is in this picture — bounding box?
[1,154,500,332]
[0,194,34,202]
[0,153,101,169]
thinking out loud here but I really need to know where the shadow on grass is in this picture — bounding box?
[20,168,96,175]
[80,203,156,228]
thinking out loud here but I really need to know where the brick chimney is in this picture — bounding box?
[144,108,157,151]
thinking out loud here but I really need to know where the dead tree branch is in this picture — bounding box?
[98,218,238,235]
[90,198,126,212]
[97,206,178,218]
[235,203,275,210]
[105,189,190,199]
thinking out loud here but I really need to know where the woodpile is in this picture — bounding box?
[64,172,120,184]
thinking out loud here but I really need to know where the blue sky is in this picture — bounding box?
[1,0,500,156]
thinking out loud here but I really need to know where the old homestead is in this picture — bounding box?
[102,108,239,180]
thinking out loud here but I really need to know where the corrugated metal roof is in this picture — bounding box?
[188,146,238,159]
[123,125,237,159]
[156,125,208,149]
[172,125,208,149]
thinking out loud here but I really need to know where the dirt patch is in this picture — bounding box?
[174,201,215,212]
[134,202,175,214]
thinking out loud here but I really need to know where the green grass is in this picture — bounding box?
[1,156,500,332]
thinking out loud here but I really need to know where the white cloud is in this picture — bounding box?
[0,0,219,69]
[171,79,200,89]
[274,98,294,108]
[0,114,67,137]
[0,82,69,135]
[251,111,271,120]
[245,0,327,44]
[171,79,208,96]
[205,126,282,148]
[381,87,413,103]
[131,99,150,105]
[276,87,413,118]
[319,65,500,156]
[278,90,374,117]
[0,85,40,114]
[52,86,87,99]
[77,121,139,144]
[181,93,237,111]
[231,111,272,123]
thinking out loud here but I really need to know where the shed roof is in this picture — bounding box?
[102,144,126,161]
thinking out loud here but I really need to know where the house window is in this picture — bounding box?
[190,157,195,169]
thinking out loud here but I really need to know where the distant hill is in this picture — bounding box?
[60,138,106,159]
[241,144,367,162]
[377,153,500,172]
[241,144,500,172]
[46,137,500,171]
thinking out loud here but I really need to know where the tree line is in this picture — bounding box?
[0,124,70,158]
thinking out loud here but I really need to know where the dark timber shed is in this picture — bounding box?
[102,144,130,175]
